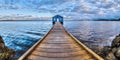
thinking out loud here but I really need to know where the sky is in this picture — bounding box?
[0,0,120,20]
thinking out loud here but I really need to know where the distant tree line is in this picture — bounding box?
[95,18,120,21]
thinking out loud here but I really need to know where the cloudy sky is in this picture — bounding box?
[0,0,120,20]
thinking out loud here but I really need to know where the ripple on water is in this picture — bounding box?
[64,21,120,49]
[0,21,52,59]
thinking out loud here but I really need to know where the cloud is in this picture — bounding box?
[0,0,120,19]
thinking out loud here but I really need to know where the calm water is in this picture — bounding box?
[64,21,120,49]
[0,21,52,58]
[0,21,120,59]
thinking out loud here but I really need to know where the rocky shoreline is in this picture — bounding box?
[102,34,120,60]
[0,36,15,60]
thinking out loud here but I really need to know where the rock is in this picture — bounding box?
[112,34,120,48]
[110,34,120,60]
[100,46,111,58]
[101,34,120,60]
[112,47,117,53]
[115,47,120,59]
[93,34,120,60]
[0,36,15,60]
[105,52,116,60]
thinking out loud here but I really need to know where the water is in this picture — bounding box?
[64,21,120,49]
[0,20,120,59]
[0,21,52,58]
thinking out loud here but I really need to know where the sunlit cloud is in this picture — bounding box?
[0,0,120,20]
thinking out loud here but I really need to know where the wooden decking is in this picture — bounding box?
[18,22,103,60]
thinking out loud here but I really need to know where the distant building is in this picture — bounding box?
[52,15,63,25]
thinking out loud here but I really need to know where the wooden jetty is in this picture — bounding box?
[18,22,103,60]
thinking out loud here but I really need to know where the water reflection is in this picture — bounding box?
[0,21,52,58]
[64,21,120,49]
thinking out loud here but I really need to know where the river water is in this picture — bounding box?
[0,20,120,59]
[64,21,120,51]
[0,21,52,58]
